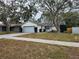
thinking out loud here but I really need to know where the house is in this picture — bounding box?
[22,21,45,33]
[0,20,55,33]
[21,20,58,33]
[0,21,45,33]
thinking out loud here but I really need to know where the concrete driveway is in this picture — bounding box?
[0,33,79,47]
[0,33,28,38]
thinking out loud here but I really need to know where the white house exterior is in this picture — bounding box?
[22,21,44,33]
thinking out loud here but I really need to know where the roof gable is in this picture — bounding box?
[22,21,38,27]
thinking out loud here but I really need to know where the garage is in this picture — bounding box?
[22,21,39,33]
[22,26,35,33]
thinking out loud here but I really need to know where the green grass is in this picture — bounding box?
[0,39,79,59]
[0,32,16,35]
[19,32,79,42]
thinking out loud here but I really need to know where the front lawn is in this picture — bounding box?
[19,32,79,42]
[0,32,16,35]
[0,39,79,59]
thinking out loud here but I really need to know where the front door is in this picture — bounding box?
[34,27,37,33]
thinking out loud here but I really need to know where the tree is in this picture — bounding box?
[0,0,37,32]
[62,12,79,27]
[0,0,11,32]
[38,0,73,32]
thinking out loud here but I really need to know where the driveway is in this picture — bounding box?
[0,33,79,47]
[0,33,28,38]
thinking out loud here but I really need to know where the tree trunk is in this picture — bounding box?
[53,22,60,33]
[6,25,10,32]
[6,22,10,32]
[56,26,60,33]
[53,16,61,33]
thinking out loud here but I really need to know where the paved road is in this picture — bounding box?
[0,33,79,47]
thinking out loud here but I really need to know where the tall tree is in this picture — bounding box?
[0,0,37,32]
[38,0,73,32]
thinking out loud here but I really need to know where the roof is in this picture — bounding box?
[0,24,5,26]
[10,24,22,27]
[22,21,38,27]
[0,24,22,27]
[22,20,54,27]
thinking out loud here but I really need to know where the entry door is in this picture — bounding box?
[34,27,37,33]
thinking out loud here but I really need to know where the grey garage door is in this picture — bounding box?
[22,26,35,33]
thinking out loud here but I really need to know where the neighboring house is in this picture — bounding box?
[22,21,45,33]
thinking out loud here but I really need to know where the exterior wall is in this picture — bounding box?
[37,26,42,32]
[72,27,79,34]
[0,26,2,32]
[37,26,45,32]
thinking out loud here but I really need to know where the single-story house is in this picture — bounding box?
[0,21,55,33]
[22,21,45,33]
